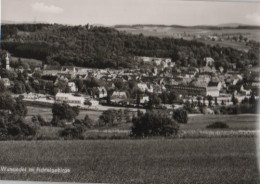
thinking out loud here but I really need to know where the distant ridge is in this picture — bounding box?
[114,23,260,30]
[2,20,49,25]
[2,20,260,29]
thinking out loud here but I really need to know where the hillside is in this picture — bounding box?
[1,24,259,69]
[114,24,260,52]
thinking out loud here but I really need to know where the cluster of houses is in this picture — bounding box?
[1,54,259,109]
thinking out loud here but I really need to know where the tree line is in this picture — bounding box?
[2,24,259,69]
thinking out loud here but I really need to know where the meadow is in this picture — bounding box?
[26,105,259,139]
[0,138,258,184]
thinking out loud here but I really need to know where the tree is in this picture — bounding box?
[13,80,26,94]
[147,93,161,109]
[0,93,19,115]
[221,100,225,106]
[14,96,28,117]
[172,108,188,124]
[0,81,6,93]
[249,93,256,105]
[160,92,169,104]
[197,96,202,107]
[51,102,79,126]
[231,94,238,105]
[6,118,38,138]
[99,109,118,126]
[207,95,213,107]
[114,79,124,90]
[214,97,218,106]
[131,111,179,137]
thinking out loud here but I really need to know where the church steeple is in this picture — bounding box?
[5,53,10,70]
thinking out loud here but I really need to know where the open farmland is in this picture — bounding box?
[0,138,258,183]
[26,105,259,139]
[115,25,260,41]
[185,114,258,130]
[115,25,260,52]
[26,105,258,130]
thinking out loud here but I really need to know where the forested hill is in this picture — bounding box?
[1,24,259,69]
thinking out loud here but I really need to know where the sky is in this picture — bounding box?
[2,0,260,26]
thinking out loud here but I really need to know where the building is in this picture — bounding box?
[166,85,206,96]
[55,93,85,105]
[204,57,214,67]
[111,91,127,99]
[96,87,107,98]
[68,82,78,92]
[137,83,153,93]
[140,95,149,104]
[0,78,11,87]
[206,82,221,97]
[5,53,10,70]
[206,87,219,97]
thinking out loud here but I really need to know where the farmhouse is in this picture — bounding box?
[206,82,220,97]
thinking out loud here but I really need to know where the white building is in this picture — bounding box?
[5,53,10,70]
[206,82,221,97]
[0,78,11,87]
[140,96,149,104]
[111,91,127,99]
[55,93,85,105]
[68,82,78,92]
[137,83,153,93]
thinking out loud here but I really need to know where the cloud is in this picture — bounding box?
[246,12,260,25]
[32,2,63,14]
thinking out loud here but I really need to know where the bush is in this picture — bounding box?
[60,125,84,139]
[131,111,179,137]
[0,118,39,139]
[32,115,49,126]
[206,122,229,129]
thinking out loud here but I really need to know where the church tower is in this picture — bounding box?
[5,53,10,70]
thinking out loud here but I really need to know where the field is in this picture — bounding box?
[186,114,258,130]
[115,25,260,51]
[27,106,258,130]
[26,105,259,139]
[2,106,260,183]
[26,106,102,122]
[115,25,260,41]
[0,138,258,183]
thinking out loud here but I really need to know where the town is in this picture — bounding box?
[1,52,259,113]
[1,0,260,183]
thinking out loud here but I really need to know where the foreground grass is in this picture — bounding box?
[0,138,258,184]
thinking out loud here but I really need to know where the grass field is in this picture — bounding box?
[185,114,258,130]
[26,105,259,139]
[0,138,258,183]
[27,106,258,130]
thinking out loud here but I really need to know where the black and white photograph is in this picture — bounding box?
[0,0,260,183]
